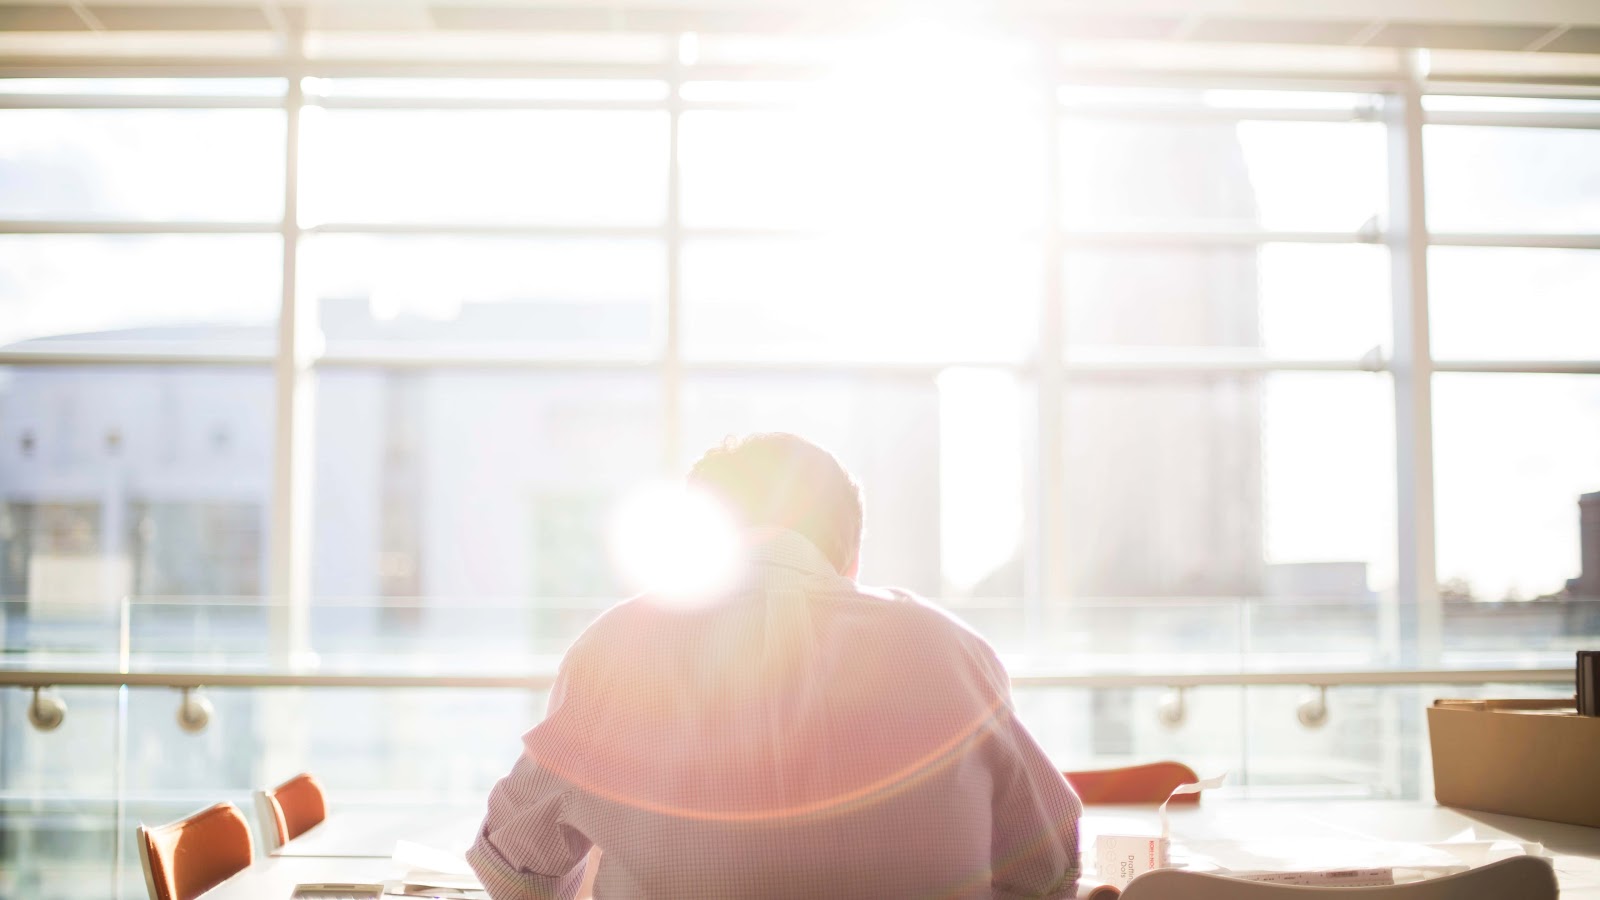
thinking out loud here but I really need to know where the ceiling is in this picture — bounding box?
[0,0,1595,46]
[4,0,1600,88]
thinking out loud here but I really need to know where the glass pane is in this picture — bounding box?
[682,237,1039,362]
[1062,120,1385,231]
[0,235,279,349]
[683,372,1031,605]
[1065,243,1389,357]
[299,109,668,225]
[0,365,274,669]
[301,235,663,358]
[1016,684,1244,782]
[1442,591,1600,668]
[1434,374,1600,614]
[1429,247,1600,359]
[0,686,120,899]
[1063,373,1395,602]
[680,98,1045,231]
[678,110,831,228]
[313,369,660,660]
[1425,125,1600,233]
[0,109,284,221]
[1240,685,1407,794]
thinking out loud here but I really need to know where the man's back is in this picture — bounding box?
[469,531,1081,899]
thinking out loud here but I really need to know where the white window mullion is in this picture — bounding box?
[268,39,313,666]
[1385,49,1441,669]
[663,48,685,475]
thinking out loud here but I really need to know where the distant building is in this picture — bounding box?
[1062,119,1264,602]
[1567,491,1600,600]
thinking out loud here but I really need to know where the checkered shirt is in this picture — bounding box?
[469,529,1082,899]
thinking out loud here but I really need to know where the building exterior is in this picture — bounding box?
[1569,491,1600,599]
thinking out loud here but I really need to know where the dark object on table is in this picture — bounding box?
[1580,650,1599,717]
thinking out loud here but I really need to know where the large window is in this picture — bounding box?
[1,67,1595,673]
[2,48,1598,894]
[1420,105,1600,662]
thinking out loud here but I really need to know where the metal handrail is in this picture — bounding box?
[0,667,1572,691]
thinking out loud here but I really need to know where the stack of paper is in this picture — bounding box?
[1077,828,1550,897]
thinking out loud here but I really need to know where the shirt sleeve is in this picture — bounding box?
[467,657,595,900]
[978,644,1083,899]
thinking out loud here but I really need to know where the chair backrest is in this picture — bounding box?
[135,802,254,900]
[256,772,328,851]
[1064,761,1202,805]
[1119,856,1558,900]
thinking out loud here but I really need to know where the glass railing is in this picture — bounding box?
[0,593,1584,899]
[6,592,1593,673]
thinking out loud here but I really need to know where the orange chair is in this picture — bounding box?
[135,802,254,900]
[254,772,328,852]
[1064,761,1202,805]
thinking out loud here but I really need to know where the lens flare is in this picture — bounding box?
[610,482,742,604]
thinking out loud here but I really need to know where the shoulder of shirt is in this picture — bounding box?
[558,584,1007,681]
[559,593,652,663]
[856,586,1014,696]
[855,584,1005,664]
[570,585,989,640]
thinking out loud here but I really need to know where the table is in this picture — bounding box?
[274,806,484,858]
[201,858,395,900]
[1086,800,1600,897]
[204,799,1600,898]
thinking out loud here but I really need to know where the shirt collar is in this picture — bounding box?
[744,528,849,587]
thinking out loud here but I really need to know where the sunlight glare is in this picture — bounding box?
[804,22,1043,237]
[938,368,1024,592]
[610,482,742,604]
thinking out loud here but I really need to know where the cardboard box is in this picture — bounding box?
[1428,698,1600,828]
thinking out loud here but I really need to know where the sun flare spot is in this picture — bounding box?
[610,482,743,605]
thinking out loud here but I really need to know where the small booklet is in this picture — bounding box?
[292,885,384,900]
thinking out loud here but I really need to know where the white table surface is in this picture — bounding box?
[1088,799,1600,897]
[211,799,1600,898]
[201,857,396,900]
[274,806,484,858]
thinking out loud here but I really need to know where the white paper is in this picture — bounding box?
[1438,840,1533,864]
[393,841,474,877]
[399,872,482,891]
[1157,772,1227,839]
[1182,836,1472,881]
[392,840,483,891]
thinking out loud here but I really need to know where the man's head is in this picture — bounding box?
[688,433,863,577]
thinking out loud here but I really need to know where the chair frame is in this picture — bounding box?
[251,788,282,853]
[254,771,327,854]
[136,822,161,900]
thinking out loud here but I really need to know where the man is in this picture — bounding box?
[470,433,1081,898]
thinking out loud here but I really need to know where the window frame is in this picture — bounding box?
[2,49,1598,670]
